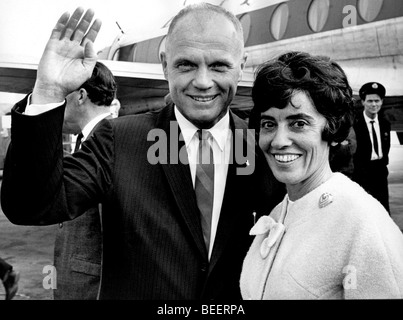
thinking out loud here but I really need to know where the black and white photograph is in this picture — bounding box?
[0,0,402,311]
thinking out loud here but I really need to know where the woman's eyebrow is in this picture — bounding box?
[286,113,315,121]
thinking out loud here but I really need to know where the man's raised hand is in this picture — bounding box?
[32,8,102,104]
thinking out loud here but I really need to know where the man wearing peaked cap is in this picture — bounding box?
[359,82,386,100]
[353,82,391,213]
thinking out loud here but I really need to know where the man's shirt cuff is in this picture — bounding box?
[24,93,65,115]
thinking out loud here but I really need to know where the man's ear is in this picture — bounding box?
[238,52,248,83]
[241,52,248,70]
[160,51,169,80]
[78,88,88,105]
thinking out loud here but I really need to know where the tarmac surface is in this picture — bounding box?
[0,141,402,300]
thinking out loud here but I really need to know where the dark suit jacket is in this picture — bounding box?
[54,116,111,300]
[353,112,391,169]
[352,112,391,211]
[0,257,12,280]
[1,96,284,299]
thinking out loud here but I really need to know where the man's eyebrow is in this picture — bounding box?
[210,58,232,66]
[173,57,194,64]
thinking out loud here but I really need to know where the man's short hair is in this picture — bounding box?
[167,2,244,45]
[80,61,117,106]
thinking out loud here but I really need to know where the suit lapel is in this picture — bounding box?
[357,114,372,154]
[157,104,207,258]
[379,117,390,160]
[89,115,113,137]
[209,112,252,271]
[157,106,254,264]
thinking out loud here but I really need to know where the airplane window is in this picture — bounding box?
[112,49,120,61]
[116,44,136,62]
[308,0,330,32]
[358,0,383,22]
[130,45,138,62]
[239,13,251,44]
[158,37,166,62]
[270,3,289,40]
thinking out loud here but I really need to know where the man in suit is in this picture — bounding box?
[54,61,116,299]
[353,82,391,212]
[0,257,19,300]
[1,3,283,299]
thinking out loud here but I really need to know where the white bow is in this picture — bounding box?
[250,216,285,259]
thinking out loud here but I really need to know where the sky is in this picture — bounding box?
[0,0,262,63]
[0,0,191,106]
[0,0,205,63]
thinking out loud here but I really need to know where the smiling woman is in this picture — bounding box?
[241,51,403,300]
[258,91,330,200]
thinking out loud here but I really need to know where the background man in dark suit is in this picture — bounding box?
[54,61,116,300]
[353,82,391,212]
[1,3,283,299]
[0,257,19,300]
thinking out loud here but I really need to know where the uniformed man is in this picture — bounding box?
[353,82,391,213]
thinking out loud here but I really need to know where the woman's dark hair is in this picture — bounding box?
[249,51,355,143]
[80,61,117,106]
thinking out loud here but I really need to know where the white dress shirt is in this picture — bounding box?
[363,111,383,160]
[174,107,232,259]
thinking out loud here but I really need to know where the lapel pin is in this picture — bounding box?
[319,192,333,208]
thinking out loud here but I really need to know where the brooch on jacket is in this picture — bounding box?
[250,216,285,259]
[319,192,333,208]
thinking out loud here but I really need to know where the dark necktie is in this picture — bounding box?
[195,130,214,253]
[74,132,84,153]
[370,121,379,156]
